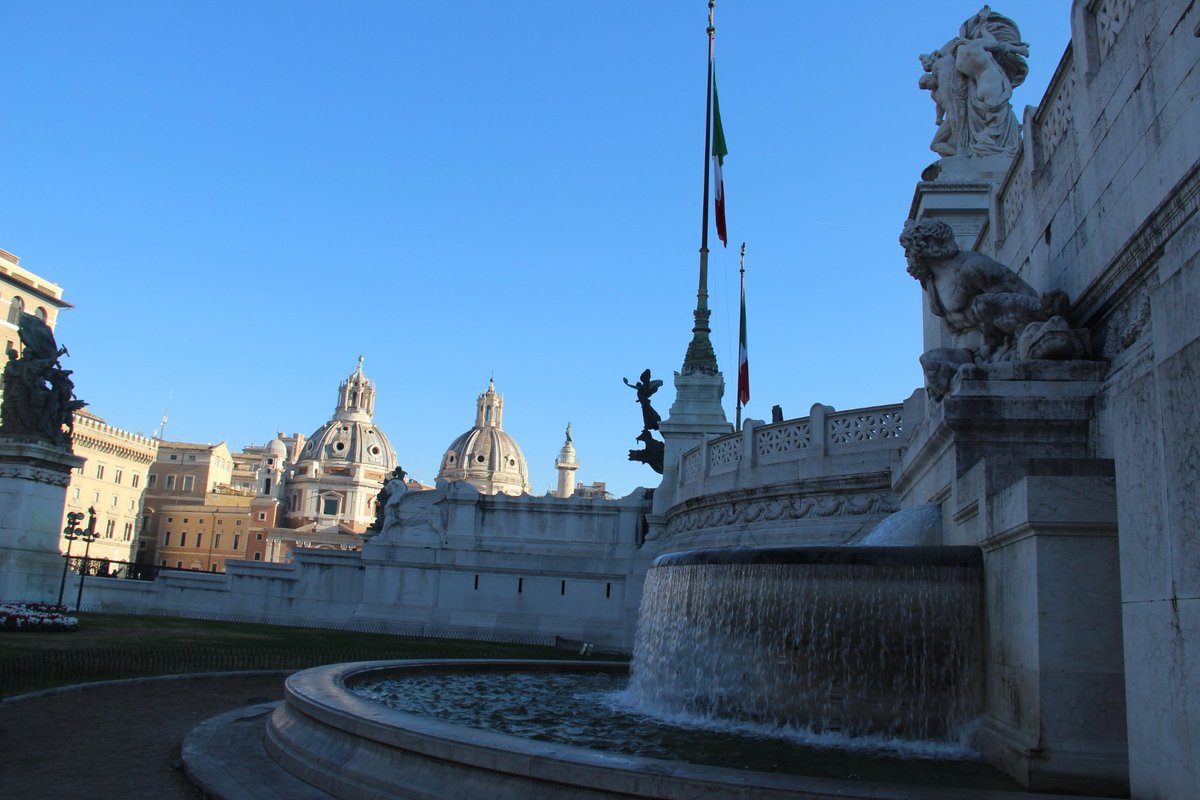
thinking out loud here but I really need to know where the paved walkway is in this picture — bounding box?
[0,672,289,800]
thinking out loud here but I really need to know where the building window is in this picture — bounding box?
[92,491,100,503]
[256,532,263,540]
[147,474,156,488]
[96,465,105,480]
[560,580,566,596]
[7,296,24,324]
[210,564,218,572]
[129,499,135,511]
[235,520,242,526]
[114,468,123,485]
[123,522,133,542]
[606,582,611,599]
[474,575,479,590]
[188,454,196,462]
[132,474,140,488]
[217,519,224,525]
[165,475,176,490]
[258,512,266,521]
[197,517,204,525]
[182,475,194,492]
[110,495,118,508]
[105,520,115,538]
[163,531,171,546]
[322,497,338,516]
[179,531,187,547]
[518,578,524,594]
[214,533,221,549]
[233,534,240,550]
[183,518,189,523]
[169,454,178,461]
[176,561,182,569]
[264,478,272,495]
[195,532,203,548]
[253,553,261,561]
[34,306,47,322]
[72,487,80,500]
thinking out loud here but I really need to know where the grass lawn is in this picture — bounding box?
[0,612,615,698]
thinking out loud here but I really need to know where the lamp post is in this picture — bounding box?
[57,511,85,607]
[74,506,99,612]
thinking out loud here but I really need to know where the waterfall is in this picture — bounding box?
[624,546,983,744]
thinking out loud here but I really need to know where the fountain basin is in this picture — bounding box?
[262,659,1033,800]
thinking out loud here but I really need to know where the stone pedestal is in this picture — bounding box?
[0,437,83,603]
[895,361,1129,796]
[649,370,732,525]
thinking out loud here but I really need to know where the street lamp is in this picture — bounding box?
[57,511,85,607]
[74,506,99,612]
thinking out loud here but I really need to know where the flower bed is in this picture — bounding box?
[0,603,79,632]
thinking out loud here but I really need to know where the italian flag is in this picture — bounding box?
[738,269,749,407]
[712,71,728,247]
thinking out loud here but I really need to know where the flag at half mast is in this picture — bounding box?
[712,71,728,247]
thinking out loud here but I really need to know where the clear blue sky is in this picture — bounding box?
[1,2,1071,497]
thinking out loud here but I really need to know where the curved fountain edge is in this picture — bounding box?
[260,659,1096,800]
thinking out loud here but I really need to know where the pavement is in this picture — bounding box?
[0,671,290,800]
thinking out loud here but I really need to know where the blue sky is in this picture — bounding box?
[1,2,1072,497]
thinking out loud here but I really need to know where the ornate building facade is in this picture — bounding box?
[269,359,399,556]
[60,410,158,567]
[436,380,531,496]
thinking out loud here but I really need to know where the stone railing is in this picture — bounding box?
[1091,0,1132,63]
[1033,45,1076,171]
[995,41,1075,247]
[676,403,905,503]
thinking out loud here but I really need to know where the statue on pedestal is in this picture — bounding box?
[901,219,1091,400]
[0,313,86,446]
[624,369,664,474]
[919,5,1029,158]
[368,466,407,533]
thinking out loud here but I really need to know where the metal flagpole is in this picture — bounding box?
[736,241,746,431]
[682,0,719,376]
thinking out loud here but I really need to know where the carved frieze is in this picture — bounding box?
[666,490,898,537]
[0,464,73,487]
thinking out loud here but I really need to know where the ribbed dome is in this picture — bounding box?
[436,380,530,496]
[302,419,397,469]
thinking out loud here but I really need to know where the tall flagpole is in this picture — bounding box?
[682,0,718,376]
[736,241,746,431]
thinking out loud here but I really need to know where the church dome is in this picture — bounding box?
[436,379,531,496]
[298,357,398,471]
[265,436,287,460]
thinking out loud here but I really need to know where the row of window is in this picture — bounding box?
[471,575,614,598]
[161,530,266,549]
[71,487,139,512]
[148,474,196,491]
[62,515,135,542]
[86,465,140,487]
[159,552,263,571]
[165,515,242,526]
[5,296,49,325]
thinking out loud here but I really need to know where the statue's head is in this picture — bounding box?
[900,219,960,279]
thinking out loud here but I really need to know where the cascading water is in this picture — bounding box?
[622,546,983,745]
